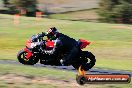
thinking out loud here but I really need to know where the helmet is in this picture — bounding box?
[47,27,58,40]
[47,27,58,35]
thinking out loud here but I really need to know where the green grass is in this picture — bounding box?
[0,64,75,79]
[49,9,99,22]
[0,14,132,71]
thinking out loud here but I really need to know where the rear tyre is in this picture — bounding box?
[72,51,96,71]
[17,50,39,65]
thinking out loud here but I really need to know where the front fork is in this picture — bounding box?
[23,47,33,60]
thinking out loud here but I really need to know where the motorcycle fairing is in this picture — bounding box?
[26,38,32,48]
[79,39,90,49]
[45,40,54,50]
[23,48,32,59]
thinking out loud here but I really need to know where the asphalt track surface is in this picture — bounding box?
[0,60,132,76]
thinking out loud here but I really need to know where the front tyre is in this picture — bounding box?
[17,50,39,65]
[72,51,96,71]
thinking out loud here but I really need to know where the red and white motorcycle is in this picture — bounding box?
[17,35,96,71]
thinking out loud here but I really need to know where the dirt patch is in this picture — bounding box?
[0,73,102,88]
[0,73,79,87]
[111,26,132,30]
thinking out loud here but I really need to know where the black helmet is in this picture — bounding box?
[47,27,58,35]
[47,27,58,39]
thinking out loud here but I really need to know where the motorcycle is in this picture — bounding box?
[17,34,96,71]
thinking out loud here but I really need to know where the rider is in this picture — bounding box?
[31,27,95,70]
[46,27,80,66]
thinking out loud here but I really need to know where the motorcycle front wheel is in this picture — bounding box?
[17,50,39,65]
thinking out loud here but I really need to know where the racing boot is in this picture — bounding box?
[60,59,70,66]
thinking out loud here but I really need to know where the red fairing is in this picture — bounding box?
[23,48,32,59]
[26,38,32,48]
[46,40,54,50]
[79,39,91,49]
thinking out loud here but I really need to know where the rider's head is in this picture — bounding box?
[47,27,59,40]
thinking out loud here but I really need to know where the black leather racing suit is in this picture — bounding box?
[33,32,80,65]
[57,33,80,65]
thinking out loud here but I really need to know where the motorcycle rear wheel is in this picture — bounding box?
[17,50,39,65]
[72,51,96,71]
